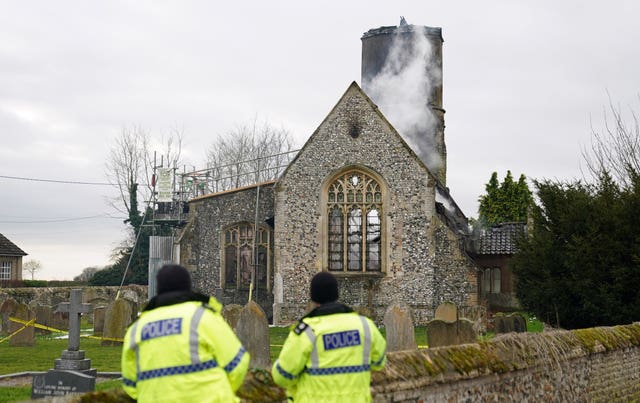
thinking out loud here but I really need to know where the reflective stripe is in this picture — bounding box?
[307,364,371,375]
[224,346,247,373]
[190,306,205,364]
[359,315,371,366]
[122,377,136,387]
[130,321,140,381]
[138,359,218,381]
[304,325,319,368]
[275,360,297,380]
[373,350,386,366]
[122,377,136,388]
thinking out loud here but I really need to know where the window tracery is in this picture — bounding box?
[327,171,382,272]
[222,223,271,289]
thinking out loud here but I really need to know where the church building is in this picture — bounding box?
[176,21,479,325]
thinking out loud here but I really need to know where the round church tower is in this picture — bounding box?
[361,19,446,185]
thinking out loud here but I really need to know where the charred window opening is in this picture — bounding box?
[222,223,272,290]
[327,171,382,273]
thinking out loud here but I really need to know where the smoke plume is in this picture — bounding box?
[363,27,442,177]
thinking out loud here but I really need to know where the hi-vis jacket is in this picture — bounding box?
[121,292,249,403]
[272,303,386,402]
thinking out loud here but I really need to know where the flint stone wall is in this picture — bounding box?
[273,84,476,325]
[179,183,275,321]
[369,324,640,402]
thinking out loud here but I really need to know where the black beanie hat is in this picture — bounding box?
[310,271,339,304]
[156,264,192,295]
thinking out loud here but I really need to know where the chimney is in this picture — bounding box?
[361,20,446,185]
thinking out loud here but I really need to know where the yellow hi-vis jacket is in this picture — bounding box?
[272,303,386,402]
[121,295,249,403]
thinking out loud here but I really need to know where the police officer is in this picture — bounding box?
[272,271,386,402]
[121,264,249,402]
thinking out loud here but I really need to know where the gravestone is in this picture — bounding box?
[383,304,417,352]
[52,310,69,332]
[460,305,487,334]
[426,318,477,348]
[32,289,96,399]
[494,313,527,334]
[101,298,135,346]
[222,303,243,330]
[236,301,270,369]
[9,303,35,347]
[31,371,95,399]
[512,313,527,333]
[93,306,106,336]
[434,302,458,323]
[494,315,506,333]
[0,298,19,334]
[35,305,53,335]
[54,289,95,374]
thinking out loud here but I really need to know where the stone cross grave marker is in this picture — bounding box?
[57,289,91,352]
[32,289,96,399]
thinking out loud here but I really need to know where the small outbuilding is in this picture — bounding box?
[0,233,27,283]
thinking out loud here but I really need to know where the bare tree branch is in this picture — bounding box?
[205,118,296,192]
[105,126,150,216]
[582,95,640,188]
[23,259,42,280]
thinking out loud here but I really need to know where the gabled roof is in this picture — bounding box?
[0,233,27,256]
[475,222,526,255]
[277,81,438,185]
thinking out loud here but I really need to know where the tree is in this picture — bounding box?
[582,96,640,188]
[477,171,532,226]
[102,126,185,286]
[513,97,640,329]
[511,175,640,329]
[22,259,42,280]
[205,119,296,192]
[73,266,101,282]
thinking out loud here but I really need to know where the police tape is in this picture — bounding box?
[2,316,124,344]
[0,318,35,344]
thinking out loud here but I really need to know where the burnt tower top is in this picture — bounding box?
[361,21,446,184]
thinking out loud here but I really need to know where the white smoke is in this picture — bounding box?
[364,27,442,175]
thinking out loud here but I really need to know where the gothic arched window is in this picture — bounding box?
[222,223,271,290]
[327,171,383,272]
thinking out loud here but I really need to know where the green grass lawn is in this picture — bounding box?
[0,336,122,374]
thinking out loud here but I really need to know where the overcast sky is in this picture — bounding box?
[1,1,638,280]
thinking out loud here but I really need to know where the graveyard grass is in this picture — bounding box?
[0,326,294,402]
